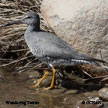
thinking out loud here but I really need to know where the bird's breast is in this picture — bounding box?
[24,34,44,58]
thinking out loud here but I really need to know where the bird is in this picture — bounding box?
[3,12,106,90]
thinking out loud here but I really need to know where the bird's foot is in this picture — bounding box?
[43,86,54,91]
[28,82,41,89]
[32,70,49,88]
[42,65,56,91]
[32,81,41,88]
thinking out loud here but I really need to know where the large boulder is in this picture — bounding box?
[41,0,108,61]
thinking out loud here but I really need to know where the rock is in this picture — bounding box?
[59,78,83,89]
[84,91,98,97]
[99,88,108,100]
[65,90,78,94]
[41,0,108,61]
[44,88,67,94]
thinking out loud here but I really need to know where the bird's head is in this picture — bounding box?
[22,12,40,26]
[2,12,40,27]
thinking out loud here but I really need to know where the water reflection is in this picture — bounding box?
[0,69,101,108]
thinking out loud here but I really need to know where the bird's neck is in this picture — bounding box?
[27,25,40,32]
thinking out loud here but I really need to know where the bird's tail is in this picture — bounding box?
[83,57,107,64]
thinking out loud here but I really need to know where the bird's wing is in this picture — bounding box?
[34,32,105,63]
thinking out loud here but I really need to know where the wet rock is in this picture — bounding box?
[99,88,108,101]
[64,90,78,94]
[41,0,108,61]
[44,88,67,94]
[83,91,98,97]
[59,78,83,89]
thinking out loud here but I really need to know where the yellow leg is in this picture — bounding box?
[33,70,49,88]
[43,66,56,90]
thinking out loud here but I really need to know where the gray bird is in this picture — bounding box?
[3,12,106,90]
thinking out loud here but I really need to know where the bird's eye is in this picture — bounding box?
[24,16,31,19]
[27,16,31,19]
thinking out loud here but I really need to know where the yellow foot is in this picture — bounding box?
[32,81,41,88]
[32,70,49,88]
[43,65,56,91]
[31,65,56,90]
[43,86,54,91]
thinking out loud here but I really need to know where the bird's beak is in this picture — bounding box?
[1,19,24,27]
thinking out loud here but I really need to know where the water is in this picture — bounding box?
[0,69,104,108]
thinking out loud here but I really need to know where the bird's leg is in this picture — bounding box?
[33,70,49,88]
[43,65,56,90]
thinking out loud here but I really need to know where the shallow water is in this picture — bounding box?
[0,69,107,108]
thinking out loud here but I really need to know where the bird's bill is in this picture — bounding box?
[2,19,23,27]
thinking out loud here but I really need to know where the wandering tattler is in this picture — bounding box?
[3,12,106,90]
